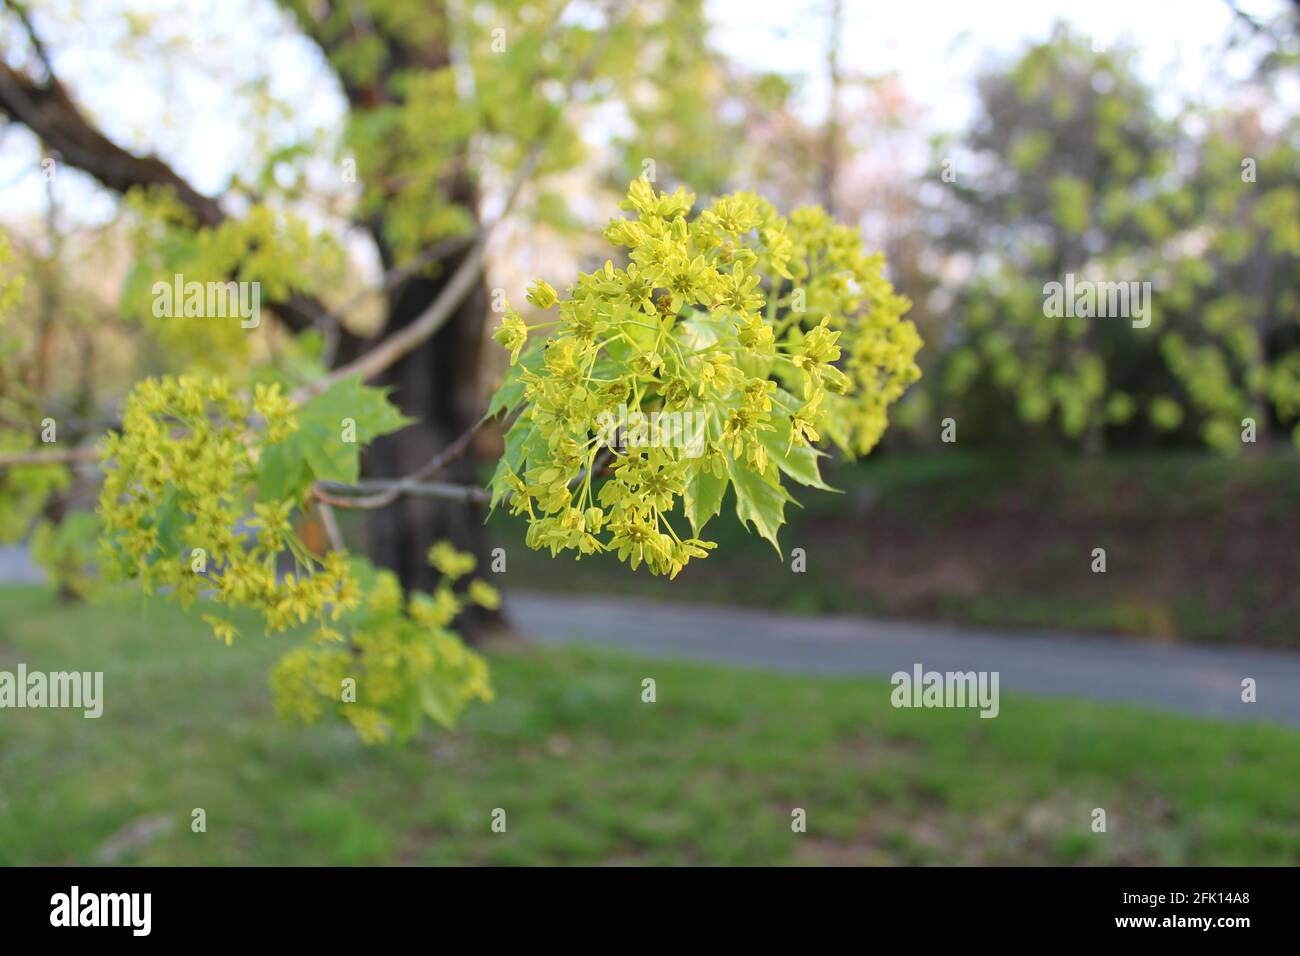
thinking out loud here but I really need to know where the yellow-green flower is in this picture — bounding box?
[493,307,529,365]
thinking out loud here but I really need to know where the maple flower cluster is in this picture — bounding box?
[490,179,922,576]
[97,375,496,743]
[96,376,348,643]
[271,542,496,744]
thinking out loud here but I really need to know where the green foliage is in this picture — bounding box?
[96,375,490,743]
[1148,129,1300,453]
[926,28,1300,454]
[323,0,605,257]
[270,547,496,744]
[258,375,413,501]
[486,179,921,574]
[0,457,67,544]
[98,376,342,632]
[119,190,343,374]
[928,30,1173,448]
[605,0,741,196]
[0,232,69,543]
[31,512,101,600]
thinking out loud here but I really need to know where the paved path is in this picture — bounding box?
[7,544,1296,727]
[508,591,1300,728]
[0,546,43,584]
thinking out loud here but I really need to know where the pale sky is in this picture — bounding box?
[712,0,1295,130]
[0,0,1293,222]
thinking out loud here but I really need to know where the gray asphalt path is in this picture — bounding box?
[508,591,1300,728]
[0,546,44,584]
[7,544,1296,727]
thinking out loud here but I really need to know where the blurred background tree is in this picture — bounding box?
[906,15,1299,455]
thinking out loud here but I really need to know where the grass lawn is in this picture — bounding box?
[1,584,1297,865]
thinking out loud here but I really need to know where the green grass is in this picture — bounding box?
[1,585,1297,865]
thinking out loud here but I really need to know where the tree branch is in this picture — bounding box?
[0,61,222,226]
[0,447,98,467]
[0,50,333,335]
[2,0,54,79]
[313,498,345,550]
[296,20,614,400]
[314,479,490,508]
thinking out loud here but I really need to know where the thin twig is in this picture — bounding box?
[407,412,508,483]
[314,479,490,508]
[319,234,478,368]
[0,446,98,467]
[311,483,397,510]
[300,240,488,401]
[336,233,477,322]
[2,0,54,79]
[315,499,345,551]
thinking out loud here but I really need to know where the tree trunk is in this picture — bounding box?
[359,243,502,640]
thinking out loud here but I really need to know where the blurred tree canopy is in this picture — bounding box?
[915,20,1300,454]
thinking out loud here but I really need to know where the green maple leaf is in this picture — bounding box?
[258,376,413,500]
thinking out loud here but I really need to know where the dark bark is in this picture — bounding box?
[291,0,501,636]
[359,241,501,638]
